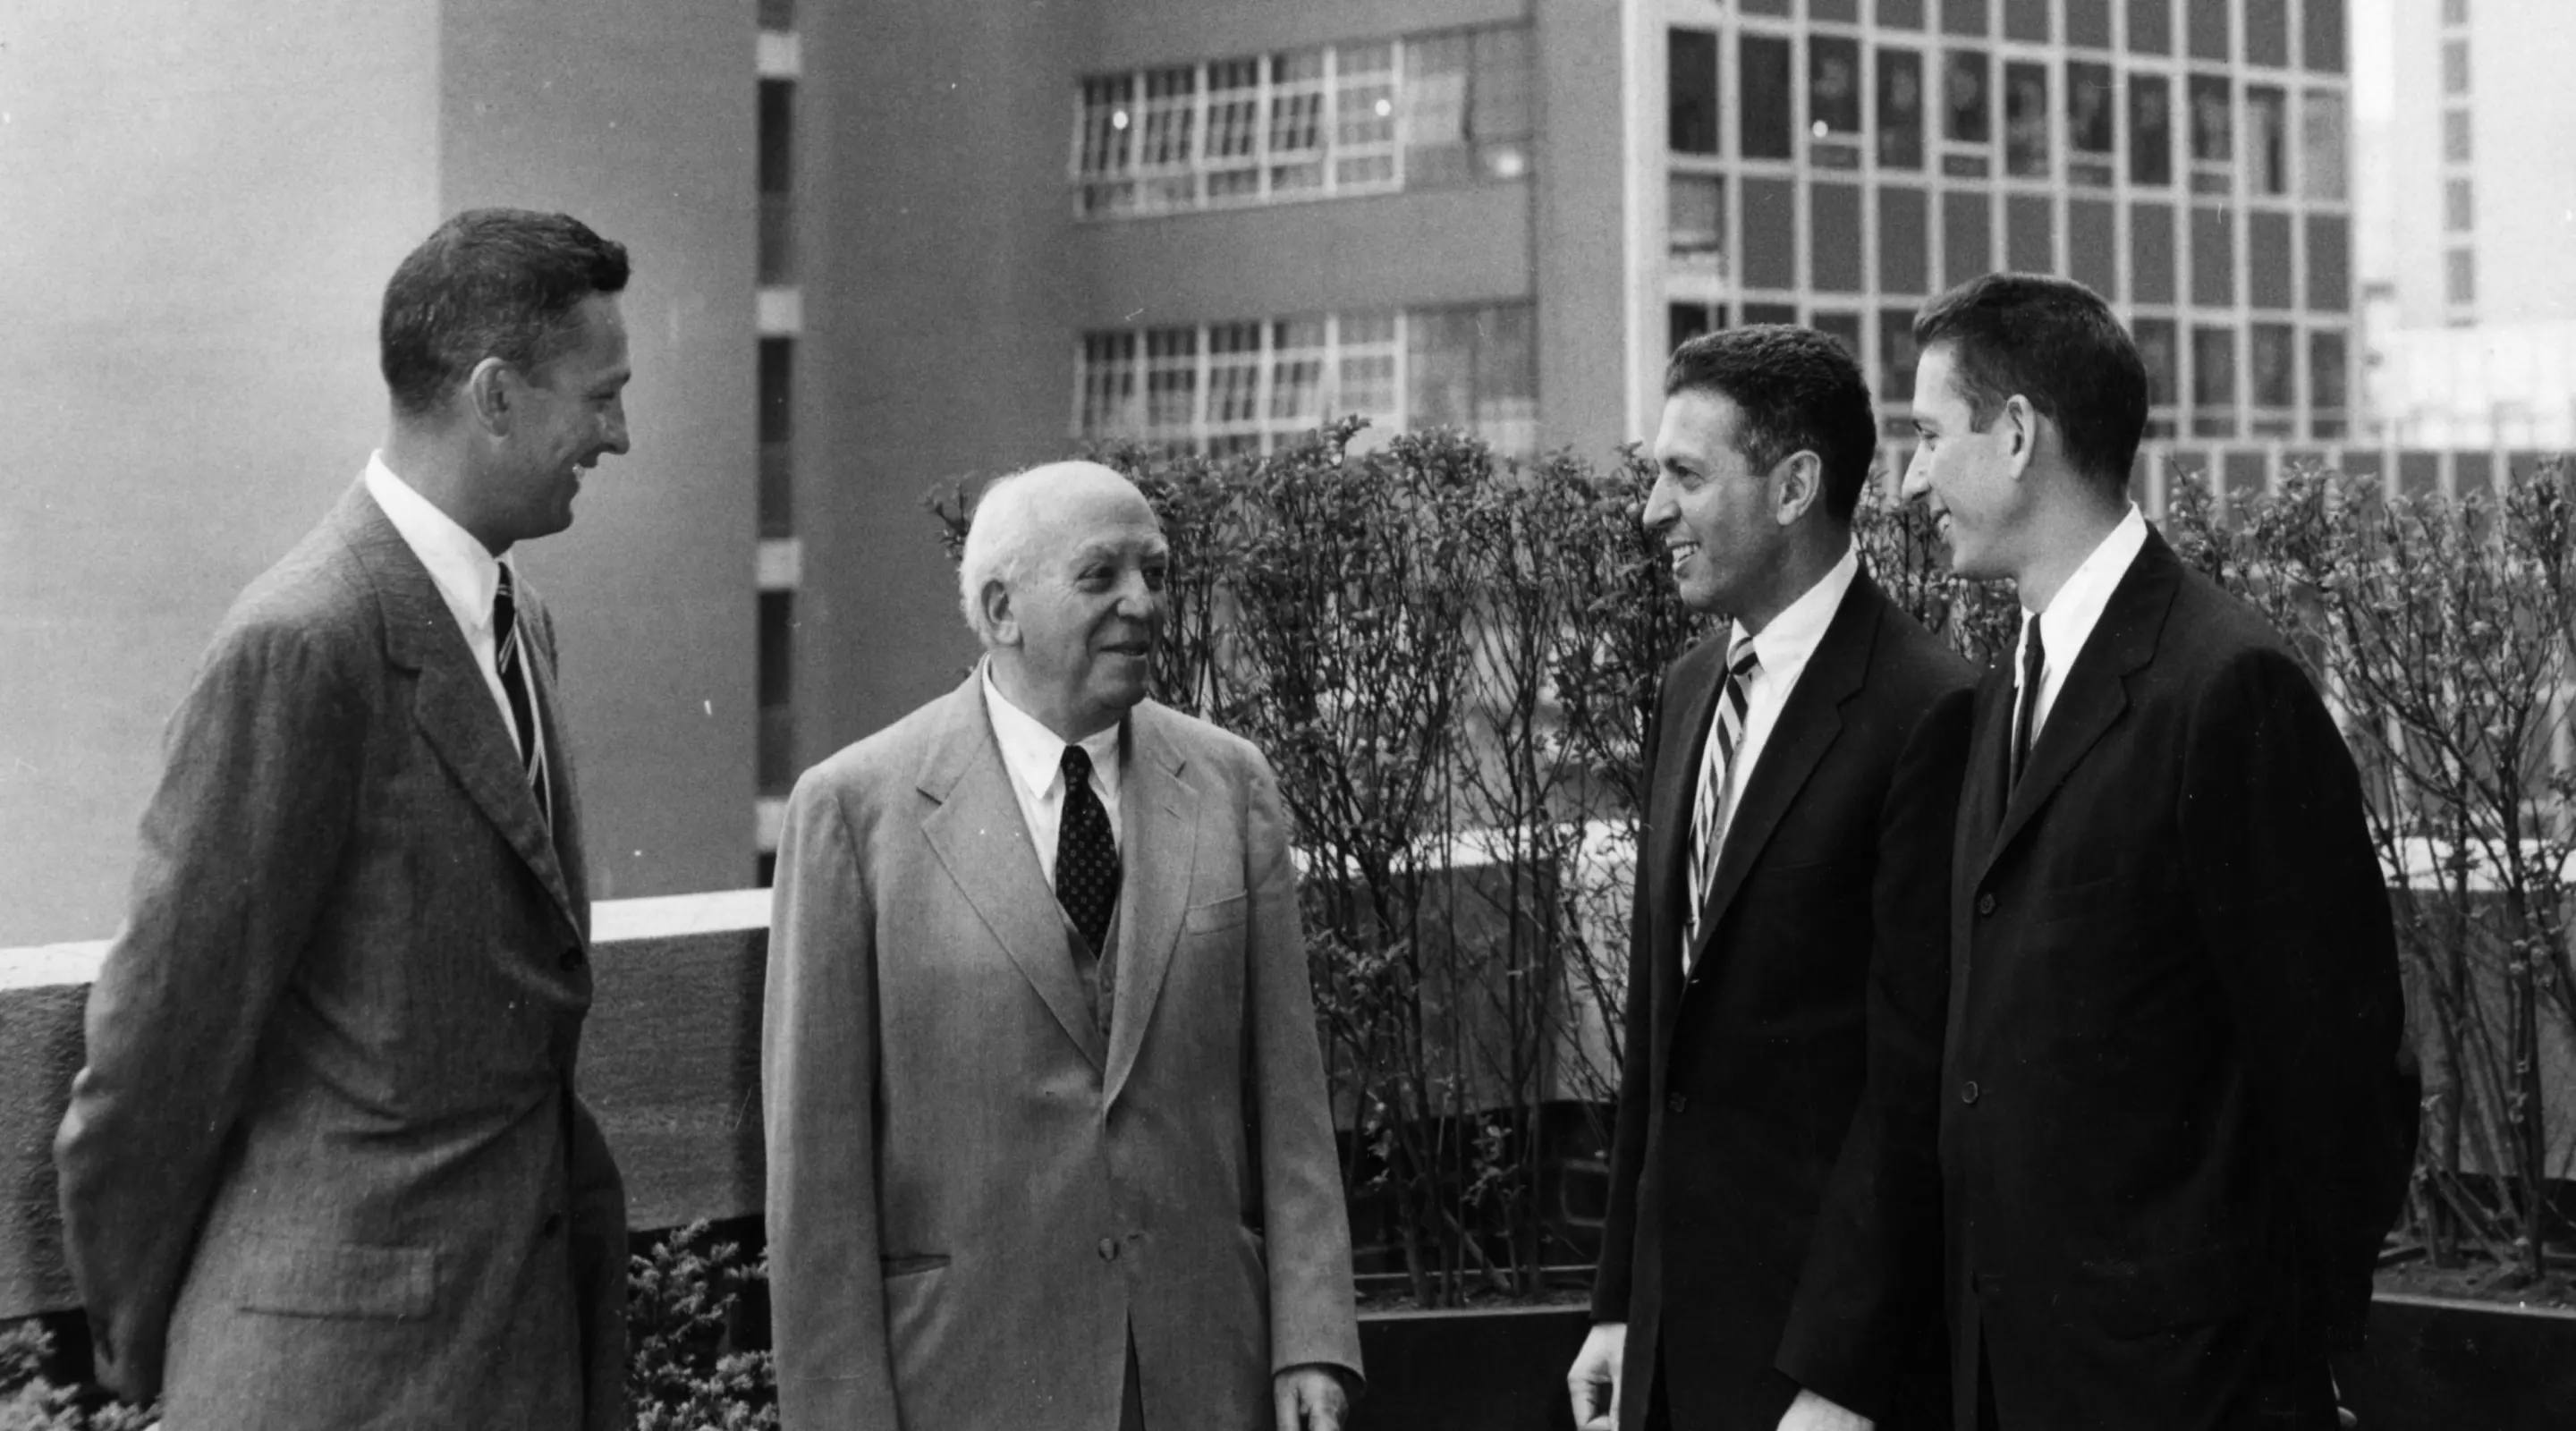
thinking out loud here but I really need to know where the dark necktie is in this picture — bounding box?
[2010,614,2046,793]
[1056,745,1120,955]
[494,565,553,823]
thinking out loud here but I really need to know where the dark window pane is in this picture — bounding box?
[1878,0,1928,28]
[1742,0,1792,13]
[2071,199,2116,297]
[1815,0,1861,21]
[1670,302,1717,353]
[2445,0,2468,24]
[759,80,795,194]
[2443,40,2469,96]
[1669,29,1719,154]
[2190,207,2234,306]
[2445,108,2470,163]
[2005,0,2049,42]
[1744,176,1798,289]
[1944,190,1993,286]
[1881,185,1930,292]
[2130,73,2172,184]
[2132,200,2176,302]
[2188,0,2229,62]
[2447,249,2476,307]
[1811,311,1863,364]
[2189,74,2232,164]
[758,592,795,709]
[758,0,794,33]
[2068,0,2113,48]
[1878,49,1926,168]
[2251,324,2295,408]
[2128,0,2172,55]
[2302,89,2348,199]
[1945,50,1991,144]
[2069,62,2114,155]
[1880,309,1920,405]
[2192,326,2237,436]
[2134,317,2179,407]
[2004,63,2049,176]
[2246,86,2287,194]
[2310,329,2348,435]
[1744,301,1800,326]
[2247,0,2289,66]
[758,338,794,445]
[1741,35,1795,159]
[1812,37,1864,140]
[1669,173,1725,262]
[2008,194,2053,272]
[2306,0,2346,72]
[2307,213,2350,310]
[1943,0,1988,36]
[2250,209,2292,309]
[1814,183,1865,292]
[2446,177,2473,232]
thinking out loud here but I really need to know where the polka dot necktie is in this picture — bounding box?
[1055,745,1120,954]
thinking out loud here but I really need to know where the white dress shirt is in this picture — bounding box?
[981,664,1124,886]
[2014,504,2150,744]
[364,452,547,774]
[1707,543,1861,860]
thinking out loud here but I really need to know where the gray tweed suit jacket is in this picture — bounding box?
[55,481,628,1430]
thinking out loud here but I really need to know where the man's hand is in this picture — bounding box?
[1776,1387,1874,1431]
[1273,1364,1350,1431]
[1566,1321,1626,1430]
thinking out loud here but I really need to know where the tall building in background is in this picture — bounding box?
[2365,0,2576,446]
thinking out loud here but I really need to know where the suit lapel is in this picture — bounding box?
[1975,529,2182,885]
[1954,665,2015,937]
[916,678,1109,1071]
[1682,573,1879,976]
[341,484,581,935]
[1104,705,1199,1106]
[524,605,589,936]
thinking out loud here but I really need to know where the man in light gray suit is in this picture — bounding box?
[55,208,636,1430]
[763,461,1363,1430]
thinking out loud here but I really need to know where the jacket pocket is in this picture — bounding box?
[2076,1240,2257,1338]
[232,1237,436,1321]
[880,1253,952,1278]
[1183,893,1250,934]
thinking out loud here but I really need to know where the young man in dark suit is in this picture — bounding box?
[1898,273,2416,1430]
[1569,326,1974,1431]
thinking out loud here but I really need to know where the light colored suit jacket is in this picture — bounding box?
[763,675,1362,1430]
[55,482,627,1430]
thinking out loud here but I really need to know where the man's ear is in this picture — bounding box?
[463,357,517,437]
[2001,394,2039,478]
[1772,449,1825,527]
[979,580,1018,647]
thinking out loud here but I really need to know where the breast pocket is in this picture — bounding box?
[1182,893,1249,935]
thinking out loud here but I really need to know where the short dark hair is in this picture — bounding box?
[1911,273,2148,492]
[379,208,631,419]
[1663,325,1878,524]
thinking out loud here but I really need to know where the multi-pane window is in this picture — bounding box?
[2445,179,2474,233]
[1671,29,1721,154]
[2003,62,2049,178]
[1878,48,1925,168]
[2130,73,2173,185]
[1070,27,1534,217]
[1074,304,1538,456]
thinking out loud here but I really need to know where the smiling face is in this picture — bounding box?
[989,473,1168,740]
[1643,386,1794,622]
[490,292,631,546]
[1901,342,2023,582]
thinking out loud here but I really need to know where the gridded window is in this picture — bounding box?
[1670,173,1726,264]
[1402,35,1473,186]
[2443,39,2470,96]
[1077,75,1137,215]
[2130,73,2173,185]
[1465,27,1536,178]
[1138,67,1200,210]
[2244,86,2287,197]
[1270,318,1327,429]
[2191,326,2238,436]
[1878,48,1925,169]
[2003,61,2048,177]
[1470,305,1537,453]
[1339,312,1401,423]
[2301,91,2347,200]
[1333,42,1399,189]
[1410,308,1479,431]
[2444,107,2471,163]
[1945,49,1992,144]
[1742,35,1796,159]
[1206,59,1264,201]
[2447,248,2476,307]
[1207,324,1265,451]
[2188,74,2231,165]
[1811,37,1864,142]
[1267,48,1328,194]
[1079,332,1140,437]
[1671,28,1721,154]
[2309,329,2348,438]
[2446,178,2474,233]
[2068,62,2114,174]
[1146,328,1199,431]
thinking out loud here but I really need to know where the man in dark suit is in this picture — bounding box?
[55,208,635,1429]
[1568,326,1974,1431]
[762,461,1361,1430]
[1898,272,2416,1429]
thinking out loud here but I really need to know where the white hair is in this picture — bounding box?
[957,461,1144,646]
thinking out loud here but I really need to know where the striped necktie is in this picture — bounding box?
[494,564,553,825]
[1683,636,1760,964]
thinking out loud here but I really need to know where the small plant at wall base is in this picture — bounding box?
[0,1321,153,1431]
[627,1221,777,1431]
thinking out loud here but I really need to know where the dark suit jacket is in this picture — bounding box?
[762,676,1362,1431]
[55,482,627,1430]
[1593,570,1974,1431]
[1939,529,2416,1430]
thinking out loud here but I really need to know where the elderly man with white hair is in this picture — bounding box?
[762,461,1364,1431]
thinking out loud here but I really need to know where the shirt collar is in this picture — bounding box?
[2025,504,2149,676]
[981,661,1123,804]
[1732,543,1860,678]
[364,451,506,637]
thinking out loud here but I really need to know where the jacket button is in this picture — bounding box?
[1976,892,1996,917]
[1098,1237,1119,1261]
[1666,1093,1688,1113]
[1959,1080,1981,1105]
[541,1212,564,1238]
[560,946,585,970]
